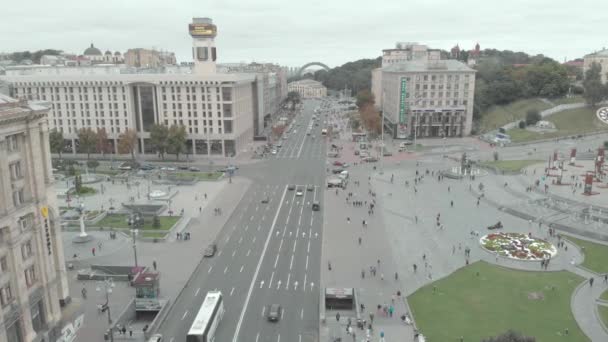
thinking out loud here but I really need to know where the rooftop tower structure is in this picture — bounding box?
[189,17,217,74]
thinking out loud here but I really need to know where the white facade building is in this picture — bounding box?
[1,18,284,157]
[372,60,476,138]
[287,79,327,98]
[0,95,70,342]
[584,49,608,84]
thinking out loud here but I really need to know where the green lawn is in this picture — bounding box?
[563,235,608,274]
[141,231,168,239]
[508,107,608,142]
[170,171,223,181]
[599,306,608,329]
[479,98,552,133]
[601,290,608,301]
[550,96,584,105]
[408,261,587,342]
[479,160,543,172]
[96,214,179,231]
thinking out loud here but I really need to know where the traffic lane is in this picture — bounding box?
[159,184,280,341]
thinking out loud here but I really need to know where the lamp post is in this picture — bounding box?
[96,277,115,342]
[128,213,141,268]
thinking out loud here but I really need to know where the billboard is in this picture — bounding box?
[398,77,408,138]
[189,23,217,38]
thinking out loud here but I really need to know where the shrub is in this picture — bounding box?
[498,127,506,134]
[518,120,526,129]
[525,109,542,125]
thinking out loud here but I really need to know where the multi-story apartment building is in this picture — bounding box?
[372,60,476,138]
[0,94,70,342]
[1,18,282,157]
[287,79,327,98]
[124,48,176,68]
[584,49,608,84]
[381,42,441,67]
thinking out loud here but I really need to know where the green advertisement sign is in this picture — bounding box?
[399,77,407,124]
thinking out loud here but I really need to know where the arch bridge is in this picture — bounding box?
[298,62,330,76]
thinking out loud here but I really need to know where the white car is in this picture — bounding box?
[296,189,304,196]
[271,149,277,155]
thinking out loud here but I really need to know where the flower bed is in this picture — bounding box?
[480,232,557,260]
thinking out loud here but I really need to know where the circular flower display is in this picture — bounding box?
[480,232,557,260]
[597,107,608,125]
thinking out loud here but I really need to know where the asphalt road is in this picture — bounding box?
[158,99,328,342]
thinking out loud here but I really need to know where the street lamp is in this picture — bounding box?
[96,277,115,342]
[128,212,141,268]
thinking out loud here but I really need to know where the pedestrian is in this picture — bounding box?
[604,274,608,283]
[129,329,133,337]
[590,277,594,287]
[81,287,87,298]
[361,269,365,279]
[122,326,127,335]
[153,260,157,271]
[413,264,417,273]
[450,200,454,208]
[91,247,96,256]
[358,237,362,245]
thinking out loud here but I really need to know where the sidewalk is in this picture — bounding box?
[70,177,252,341]
[320,163,415,342]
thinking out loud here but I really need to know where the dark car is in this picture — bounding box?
[312,201,320,211]
[332,168,344,174]
[203,244,217,257]
[288,184,296,190]
[307,184,314,191]
[178,165,189,170]
[267,304,282,322]
[139,164,155,171]
[261,197,270,203]
[364,157,378,163]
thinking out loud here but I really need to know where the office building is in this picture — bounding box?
[124,49,176,68]
[372,59,476,138]
[2,18,285,157]
[584,49,608,84]
[0,94,70,342]
[287,79,327,98]
[381,42,441,67]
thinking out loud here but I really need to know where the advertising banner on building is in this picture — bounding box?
[584,172,594,194]
[398,78,408,138]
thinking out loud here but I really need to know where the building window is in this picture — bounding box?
[21,240,33,260]
[0,256,7,272]
[9,162,22,180]
[12,189,25,207]
[6,135,19,152]
[0,285,13,307]
[25,266,37,287]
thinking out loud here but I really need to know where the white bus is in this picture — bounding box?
[186,291,225,342]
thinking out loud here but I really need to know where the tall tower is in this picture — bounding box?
[189,17,217,74]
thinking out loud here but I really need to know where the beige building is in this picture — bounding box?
[0,95,70,342]
[1,18,276,158]
[372,60,476,138]
[584,49,608,84]
[287,79,327,98]
[381,42,441,67]
[124,49,176,68]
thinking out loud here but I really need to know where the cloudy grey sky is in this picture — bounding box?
[1,0,605,68]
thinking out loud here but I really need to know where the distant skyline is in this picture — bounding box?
[1,0,606,68]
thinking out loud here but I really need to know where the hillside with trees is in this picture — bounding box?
[292,57,381,95]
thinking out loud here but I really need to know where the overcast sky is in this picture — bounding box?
[1,0,606,68]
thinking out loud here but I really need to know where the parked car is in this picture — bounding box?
[139,164,155,171]
[307,184,314,191]
[188,166,201,172]
[203,244,217,257]
[364,156,378,163]
[332,168,344,174]
[178,165,189,170]
[333,161,344,166]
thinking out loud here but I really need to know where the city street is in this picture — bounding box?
[158,99,327,342]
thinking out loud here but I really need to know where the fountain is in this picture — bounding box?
[443,152,488,179]
[72,203,94,243]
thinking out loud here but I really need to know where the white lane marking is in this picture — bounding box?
[304,273,307,291]
[181,310,188,320]
[307,240,310,253]
[232,186,289,342]
[217,250,222,257]
[240,265,244,273]
[245,225,249,231]
[256,333,260,342]
[306,255,309,270]
[224,266,228,274]
[298,216,302,226]
[225,235,230,243]
[250,215,254,221]
[261,306,266,316]
[255,206,259,212]
[170,338,175,342]
[277,334,281,342]
[195,288,200,297]
[293,239,297,253]
[230,287,235,296]
[299,334,302,342]
[238,236,243,244]
[262,215,265,221]
[269,271,274,288]
[300,308,304,320]
[286,273,291,290]
[289,254,294,270]
[258,225,261,231]
[278,239,284,251]
[252,236,256,243]
[208,266,213,273]
[232,250,236,257]
[274,253,280,268]
[247,249,251,256]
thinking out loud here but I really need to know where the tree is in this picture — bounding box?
[95,128,111,156]
[49,129,64,159]
[149,124,170,160]
[518,120,526,129]
[153,215,161,229]
[583,62,607,106]
[167,125,187,161]
[356,89,375,108]
[117,129,138,161]
[359,104,381,135]
[482,330,535,342]
[74,174,82,193]
[287,91,301,110]
[77,128,97,160]
[525,109,542,125]
[86,160,100,172]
